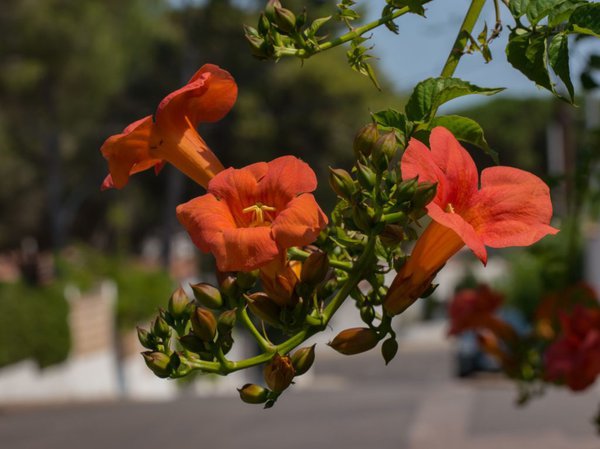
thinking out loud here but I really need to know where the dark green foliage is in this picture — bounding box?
[0,282,70,368]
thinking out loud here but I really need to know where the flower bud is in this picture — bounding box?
[168,287,191,320]
[265,0,282,22]
[352,203,375,231]
[356,161,377,190]
[412,182,437,210]
[273,6,296,33]
[300,251,329,287]
[328,167,356,200]
[264,353,295,393]
[354,123,379,158]
[380,224,406,247]
[244,32,268,59]
[291,344,316,376]
[246,292,282,326]
[329,327,379,355]
[136,326,157,350]
[191,283,223,309]
[381,337,398,365]
[142,351,171,378]
[360,305,375,325]
[257,13,271,34]
[373,132,398,166]
[238,383,269,404]
[236,270,259,290]
[191,307,217,341]
[220,274,240,299]
[152,316,171,340]
[217,309,237,334]
[396,177,419,202]
[179,333,209,354]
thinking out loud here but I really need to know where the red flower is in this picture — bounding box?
[384,127,558,315]
[100,64,237,189]
[544,306,600,391]
[176,156,328,272]
[447,285,503,335]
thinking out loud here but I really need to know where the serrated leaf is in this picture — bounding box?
[548,32,575,102]
[508,0,530,18]
[569,3,600,37]
[405,77,504,122]
[526,0,563,25]
[548,0,584,27]
[430,115,498,163]
[506,31,554,92]
[372,109,408,130]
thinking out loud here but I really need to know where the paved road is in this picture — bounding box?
[1,339,599,449]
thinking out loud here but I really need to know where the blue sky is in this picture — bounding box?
[365,1,597,107]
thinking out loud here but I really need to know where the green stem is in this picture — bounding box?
[292,1,431,58]
[440,0,487,78]
[288,247,352,272]
[238,306,274,352]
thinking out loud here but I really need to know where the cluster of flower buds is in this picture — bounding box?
[244,0,332,60]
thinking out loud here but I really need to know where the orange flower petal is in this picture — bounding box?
[100,116,162,189]
[468,166,559,248]
[208,162,268,225]
[428,126,478,210]
[176,194,236,254]
[271,193,328,249]
[220,227,279,272]
[156,64,238,128]
[259,156,318,208]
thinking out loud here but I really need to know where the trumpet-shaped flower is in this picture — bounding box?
[100,64,237,189]
[544,305,600,391]
[384,127,558,316]
[177,156,328,272]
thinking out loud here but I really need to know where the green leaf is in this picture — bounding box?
[548,0,584,27]
[308,16,331,36]
[388,0,427,16]
[569,3,600,37]
[405,77,504,122]
[548,32,575,102]
[526,0,563,25]
[508,0,530,18]
[429,115,498,163]
[506,31,553,92]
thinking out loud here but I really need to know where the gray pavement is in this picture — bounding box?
[1,338,599,449]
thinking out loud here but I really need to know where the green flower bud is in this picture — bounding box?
[220,275,241,299]
[264,353,295,393]
[217,309,237,334]
[412,182,437,209]
[328,167,356,200]
[179,333,209,354]
[380,224,406,247]
[381,337,399,365]
[265,0,282,22]
[353,123,379,158]
[352,203,375,231]
[274,6,296,33]
[236,270,259,290]
[246,292,282,326]
[373,132,398,165]
[218,332,234,355]
[300,251,329,287]
[191,283,223,309]
[396,177,419,201]
[291,344,316,376]
[245,33,268,59]
[238,383,269,404]
[329,327,379,355]
[136,326,157,350]
[359,305,375,325]
[152,316,171,340]
[168,287,191,320]
[356,161,377,190]
[258,13,271,34]
[142,351,171,378]
[191,307,217,342]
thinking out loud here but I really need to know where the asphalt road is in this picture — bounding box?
[1,340,599,449]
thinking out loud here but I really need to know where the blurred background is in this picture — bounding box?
[1,0,600,447]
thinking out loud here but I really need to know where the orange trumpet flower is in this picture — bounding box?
[100,64,237,189]
[177,156,328,272]
[384,127,558,315]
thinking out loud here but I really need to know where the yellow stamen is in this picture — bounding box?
[446,203,455,214]
[242,202,276,226]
